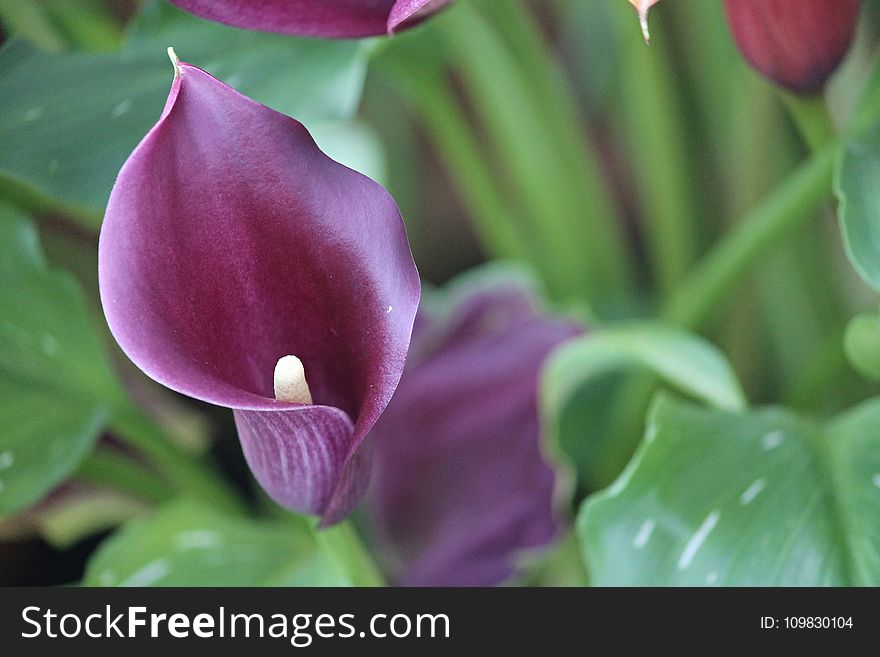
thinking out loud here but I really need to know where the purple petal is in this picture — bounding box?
[367,275,582,585]
[168,0,450,38]
[387,0,451,33]
[99,62,419,523]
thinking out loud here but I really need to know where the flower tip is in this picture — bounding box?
[638,2,651,43]
[629,0,658,43]
[167,46,181,77]
[274,355,314,405]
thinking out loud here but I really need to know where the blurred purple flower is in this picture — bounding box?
[169,0,451,38]
[98,58,420,525]
[724,0,860,94]
[366,273,582,586]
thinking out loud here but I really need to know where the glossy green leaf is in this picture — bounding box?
[0,0,372,226]
[0,204,118,515]
[835,122,880,292]
[542,323,746,417]
[84,501,384,586]
[541,323,745,489]
[0,381,107,516]
[579,394,880,585]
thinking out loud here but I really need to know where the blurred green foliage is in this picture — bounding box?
[84,501,384,586]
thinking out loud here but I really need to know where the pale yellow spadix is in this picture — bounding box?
[274,355,313,405]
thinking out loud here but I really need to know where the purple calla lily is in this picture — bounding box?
[724,0,860,94]
[168,0,451,38]
[366,273,582,586]
[98,56,420,525]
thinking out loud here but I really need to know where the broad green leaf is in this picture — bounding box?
[0,204,118,515]
[0,207,118,400]
[84,501,384,586]
[541,323,745,489]
[579,394,880,586]
[0,0,372,226]
[542,323,746,416]
[835,122,880,291]
[0,381,106,516]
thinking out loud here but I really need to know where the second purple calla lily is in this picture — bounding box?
[366,273,582,585]
[98,53,420,525]
[169,0,451,38]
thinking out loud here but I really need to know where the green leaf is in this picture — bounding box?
[835,123,880,292]
[0,381,107,517]
[0,204,118,515]
[543,323,746,416]
[541,323,745,489]
[0,0,372,226]
[578,394,880,585]
[84,501,384,586]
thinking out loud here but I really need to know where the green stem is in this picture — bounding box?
[315,521,386,586]
[715,81,781,392]
[414,86,535,262]
[663,145,837,330]
[480,0,636,297]
[781,94,837,152]
[47,1,123,51]
[0,0,67,51]
[608,103,839,480]
[613,5,698,296]
[440,2,630,307]
[76,450,172,505]
[668,0,743,154]
[375,63,534,264]
[110,404,244,514]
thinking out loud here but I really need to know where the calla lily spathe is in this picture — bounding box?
[98,57,420,525]
[366,274,582,586]
[724,0,860,94]
[169,0,451,38]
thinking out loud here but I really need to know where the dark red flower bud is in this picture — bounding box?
[724,0,861,94]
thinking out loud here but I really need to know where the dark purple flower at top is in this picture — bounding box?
[169,0,451,38]
[98,54,420,525]
[724,0,861,94]
[366,272,582,586]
